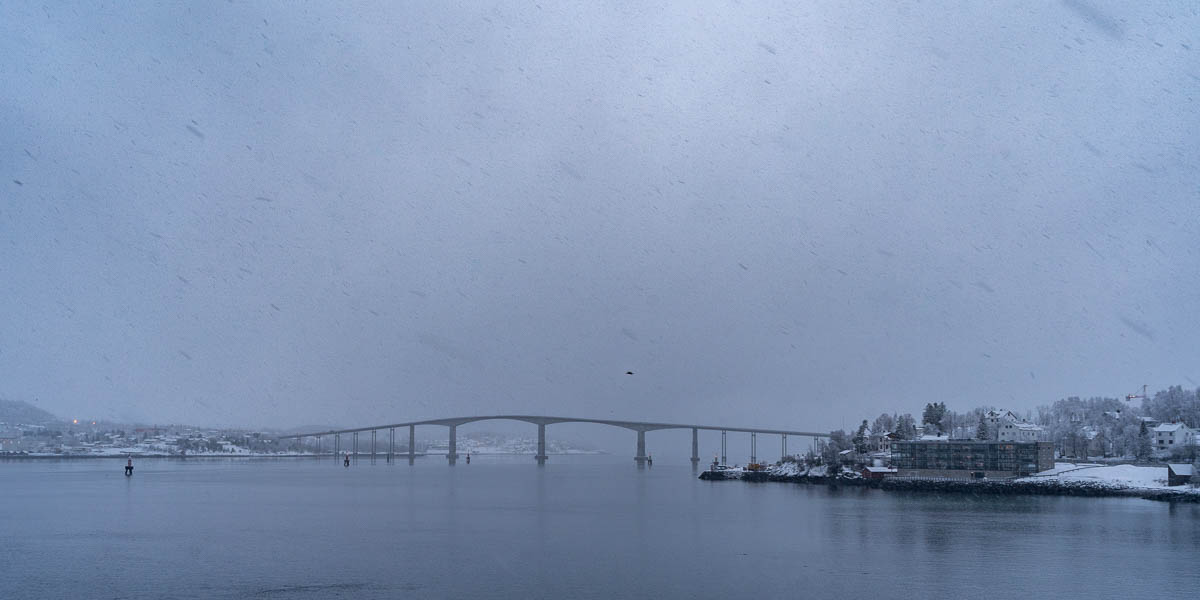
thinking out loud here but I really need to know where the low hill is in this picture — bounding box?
[0,399,61,425]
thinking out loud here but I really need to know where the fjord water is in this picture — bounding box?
[2,456,1197,599]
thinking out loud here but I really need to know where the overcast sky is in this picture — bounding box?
[1,1,1197,434]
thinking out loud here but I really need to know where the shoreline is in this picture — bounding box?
[0,451,604,460]
[700,470,1200,503]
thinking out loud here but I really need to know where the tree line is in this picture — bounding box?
[819,384,1200,462]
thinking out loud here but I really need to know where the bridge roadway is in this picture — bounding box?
[277,415,830,466]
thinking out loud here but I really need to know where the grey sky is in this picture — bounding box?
[1,1,1197,432]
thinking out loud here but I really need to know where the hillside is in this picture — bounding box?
[0,399,60,425]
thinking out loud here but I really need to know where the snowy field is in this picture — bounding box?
[1019,462,1198,493]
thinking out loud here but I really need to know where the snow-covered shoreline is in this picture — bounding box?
[701,461,1200,503]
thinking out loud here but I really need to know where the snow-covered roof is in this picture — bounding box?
[919,434,948,441]
[1014,422,1042,431]
[1153,422,1190,433]
[1167,464,1194,476]
[863,466,897,473]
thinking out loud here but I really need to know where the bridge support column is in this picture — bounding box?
[315,435,320,458]
[690,428,699,467]
[782,434,787,461]
[335,434,340,458]
[447,424,458,464]
[634,429,647,466]
[388,428,394,463]
[371,430,376,460]
[535,423,548,464]
[721,430,727,465]
[408,425,415,464]
[353,432,359,458]
[750,432,757,464]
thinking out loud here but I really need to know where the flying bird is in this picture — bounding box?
[625,371,634,375]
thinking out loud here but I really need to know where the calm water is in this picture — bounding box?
[2,455,1197,599]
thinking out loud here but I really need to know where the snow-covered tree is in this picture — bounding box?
[922,402,947,435]
[852,420,870,453]
[894,414,917,440]
[872,413,895,436]
[976,413,990,440]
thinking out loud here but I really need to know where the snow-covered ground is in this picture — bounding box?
[1019,462,1198,493]
[770,462,804,477]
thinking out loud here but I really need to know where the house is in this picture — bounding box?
[983,410,1021,440]
[997,421,1044,442]
[1166,464,1194,487]
[861,466,897,480]
[1152,422,1195,454]
[1083,428,1111,457]
[868,431,900,452]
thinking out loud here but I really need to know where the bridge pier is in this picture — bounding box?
[690,428,699,467]
[315,435,320,458]
[447,424,458,464]
[371,430,376,460]
[408,425,415,464]
[335,434,340,458]
[353,432,359,458]
[535,423,548,465]
[750,432,757,464]
[634,429,647,465]
[721,430,727,465]
[782,434,787,461]
[388,427,394,463]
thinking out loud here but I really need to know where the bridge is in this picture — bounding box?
[277,415,830,466]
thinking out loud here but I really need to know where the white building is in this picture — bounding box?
[997,421,1045,442]
[984,409,1044,442]
[983,410,1021,440]
[1152,422,1195,454]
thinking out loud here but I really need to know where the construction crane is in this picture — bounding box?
[1124,384,1148,402]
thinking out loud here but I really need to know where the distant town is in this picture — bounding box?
[4,384,1197,483]
[808,384,1198,471]
[703,384,1199,495]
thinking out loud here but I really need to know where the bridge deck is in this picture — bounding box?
[277,415,829,439]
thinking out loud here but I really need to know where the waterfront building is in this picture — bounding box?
[1166,464,1194,487]
[861,466,897,479]
[889,440,1054,478]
